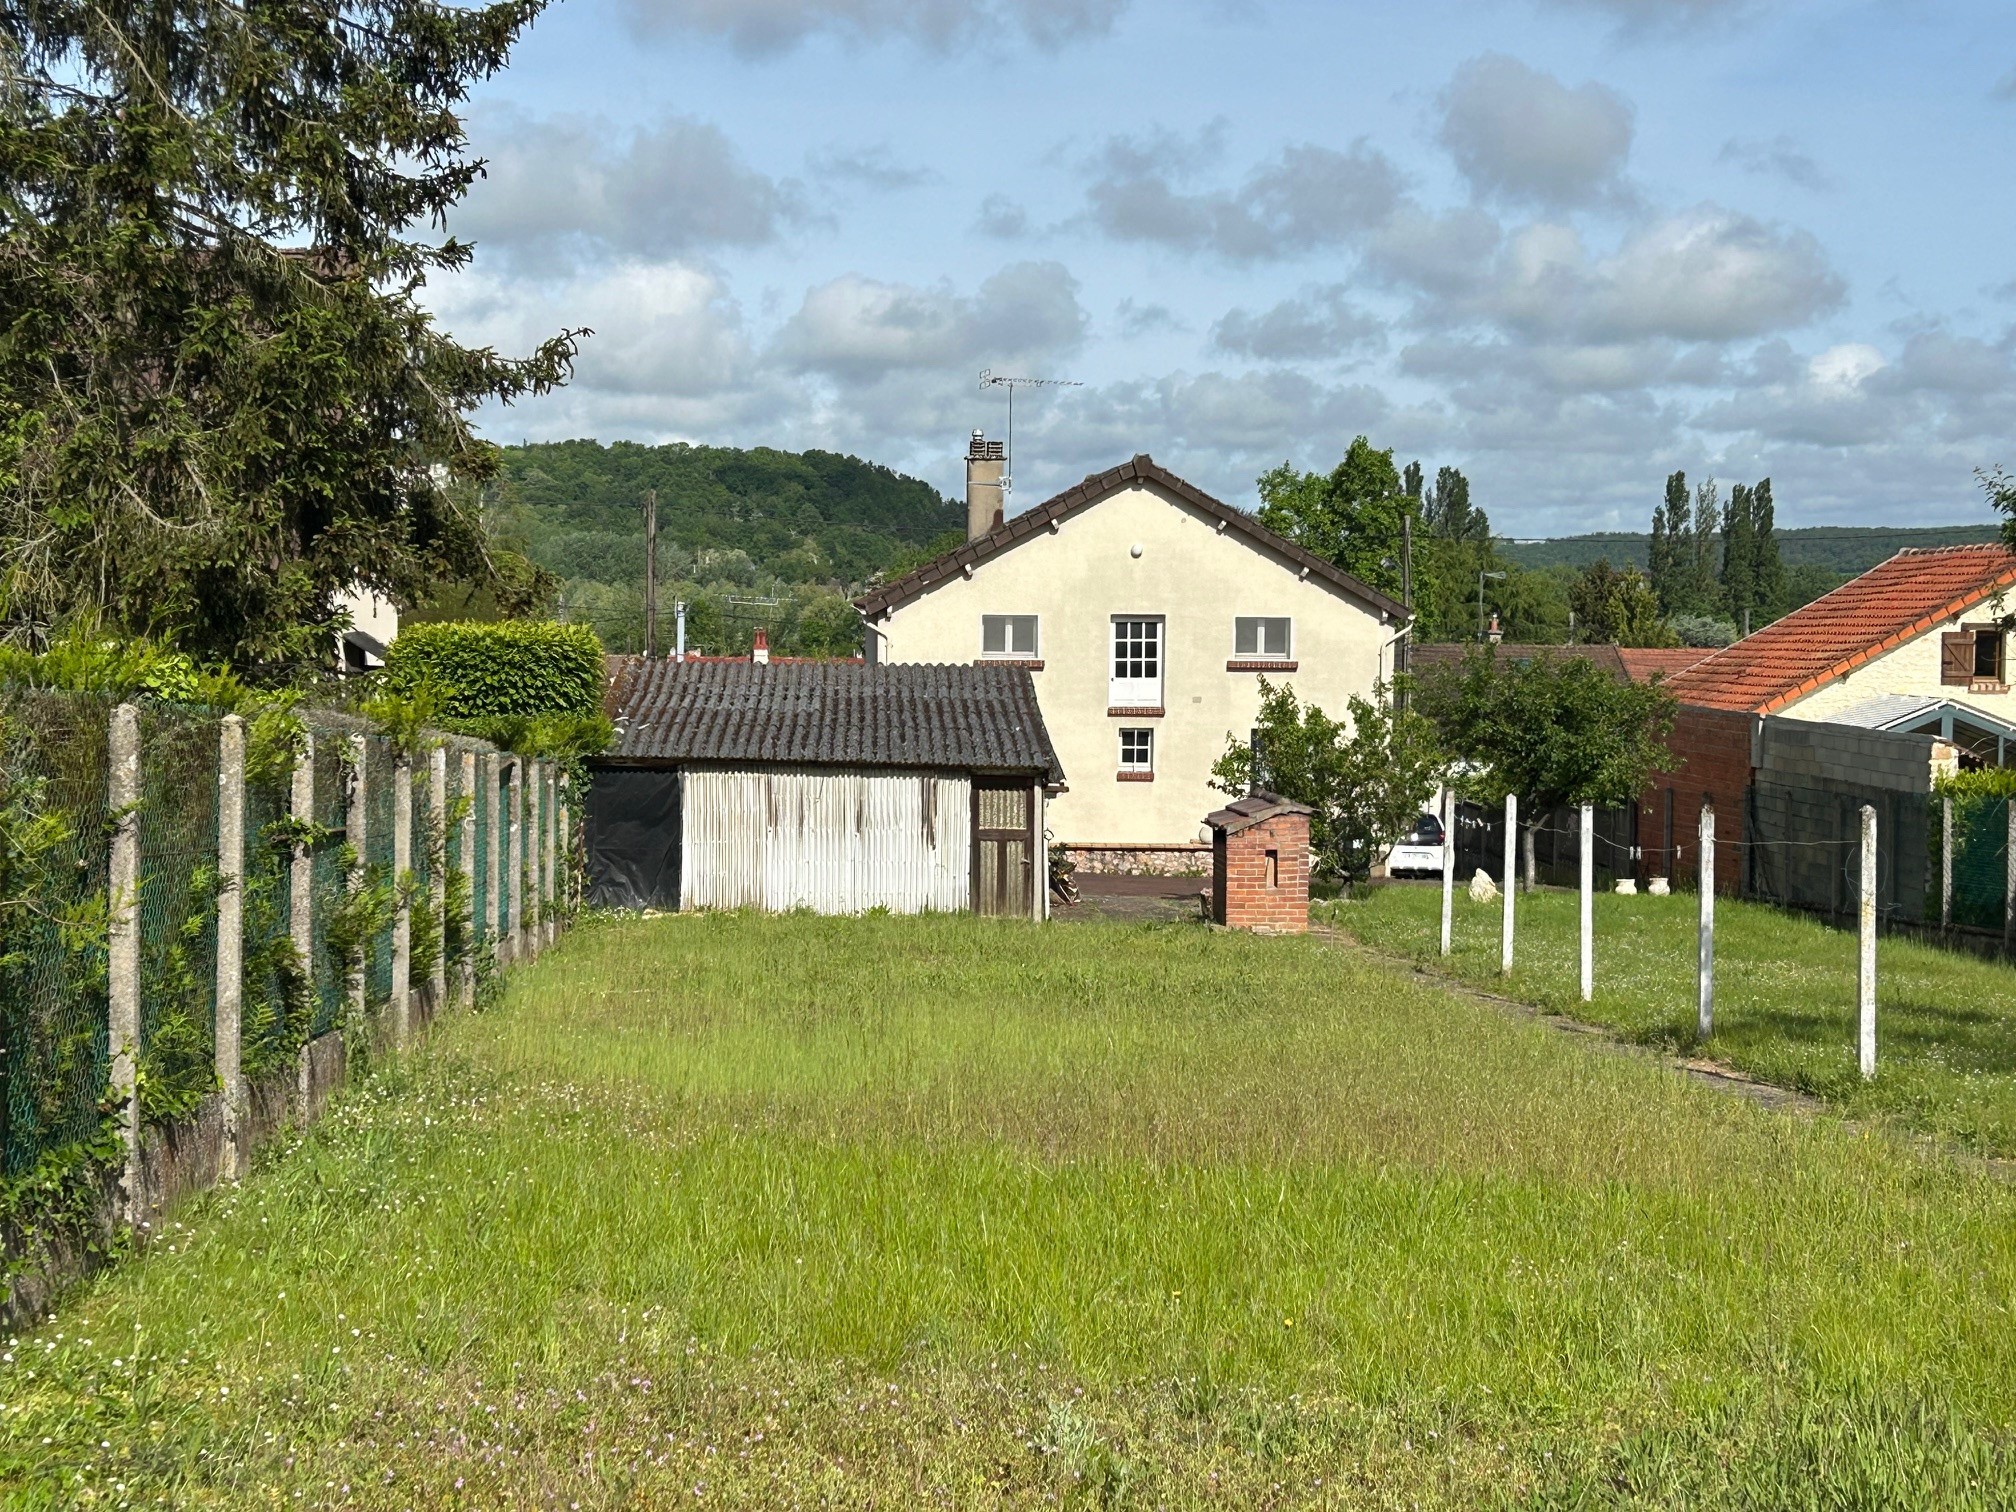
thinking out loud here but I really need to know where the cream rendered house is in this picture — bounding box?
[855,441,1409,872]
[1668,543,2016,765]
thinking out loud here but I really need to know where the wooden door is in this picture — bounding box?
[971,781,1034,918]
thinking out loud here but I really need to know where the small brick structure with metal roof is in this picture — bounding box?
[1204,792,1313,934]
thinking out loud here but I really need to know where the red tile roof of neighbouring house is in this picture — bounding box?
[1665,544,2016,714]
[1408,642,1706,684]
[1616,647,1716,683]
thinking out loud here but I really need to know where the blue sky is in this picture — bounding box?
[430,0,2016,535]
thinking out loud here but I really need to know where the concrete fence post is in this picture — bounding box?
[289,732,315,1110]
[524,761,541,961]
[107,703,142,1221]
[429,746,448,1011]
[1500,793,1516,975]
[2004,798,2015,954]
[1579,802,1594,1004]
[1697,802,1715,1041]
[459,750,478,1007]
[1941,794,1953,931]
[507,758,523,964]
[390,752,413,1044]
[346,733,368,1031]
[1438,786,1455,957]
[1859,803,1878,1080]
[485,753,505,965]
[215,715,247,1179]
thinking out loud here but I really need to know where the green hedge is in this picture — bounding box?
[381,621,604,720]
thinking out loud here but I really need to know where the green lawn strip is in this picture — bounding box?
[1326,883,2016,1158]
[2,912,2014,1506]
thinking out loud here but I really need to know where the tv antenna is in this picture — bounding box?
[980,369,1082,503]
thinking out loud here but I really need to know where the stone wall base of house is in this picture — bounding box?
[1066,843,1212,877]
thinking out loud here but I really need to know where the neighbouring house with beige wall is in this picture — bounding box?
[1667,543,2016,765]
[855,444,1409,872]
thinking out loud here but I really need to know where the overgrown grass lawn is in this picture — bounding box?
[8,912,2016,1506]
[1334,882,2016,1157]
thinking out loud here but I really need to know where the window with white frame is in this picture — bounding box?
[1110,617,1163,706]
[1119,728,1154,774]
[981,614,1039,659]
[1234,616,1292,659]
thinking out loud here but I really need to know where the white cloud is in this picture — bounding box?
[774,260,1086,380]
[1534,0,1752,33]
[622,0,1127,55]
[1212,286,1385,361]
[1717,135,1831,191]
[975,193,1031,239]
[1438,55,1635,209]
[807,145,938,191]
[1082,131,1405,261]
[455,109,808,269]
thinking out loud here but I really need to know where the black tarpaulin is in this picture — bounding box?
[584,767,681,910]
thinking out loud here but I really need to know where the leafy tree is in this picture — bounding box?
[1415,648,1677,890]
[1257,437,1417,601]
[1209,678,1443,884]
[1569,560,1679,647]
[1690,477,1722,613]
[1648,470,1688,612]
[1424,466,1486,541]
[1987,467,2016,545]
[0,0,582,670]
[1671,613,1738,648]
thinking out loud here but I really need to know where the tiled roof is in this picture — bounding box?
[1205,791,1314,836]
[1615,647,1716,683]
[852,454,1408,622]
[600,656,1065,783]
[1666,544,2016,714]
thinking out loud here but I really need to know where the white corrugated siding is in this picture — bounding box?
[681,767,972,914]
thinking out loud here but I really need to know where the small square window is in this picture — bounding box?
[1119,728,1154,772]
[1976,629,2005,682]
[1235,616,1292,658]
[982,614,1039,658]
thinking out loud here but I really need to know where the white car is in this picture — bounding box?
[1385,811,1446,878]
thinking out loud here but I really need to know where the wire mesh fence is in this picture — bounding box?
[134,705,221,1124]
[0,689,114,1178]
[310,733,349,1038]
[240,759,303,1082]
[363,733,396,1009]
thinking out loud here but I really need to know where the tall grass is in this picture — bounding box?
[1332,882,2016,1157]
[4,911,2016,1506]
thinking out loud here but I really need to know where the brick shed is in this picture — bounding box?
[1638,705,1757,894]
[1205,793,1312,933]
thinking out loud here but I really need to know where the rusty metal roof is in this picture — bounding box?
[600,656,1065,783]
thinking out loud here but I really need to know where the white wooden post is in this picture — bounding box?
[289,732,315,1107]
[507,758,523,963]
[107,703,142,1220]
[1859,803,1877,1079]
[459,750,478,1007]
[1439,786,1455,957]
[390,752,412,1043]
[1578,802,1594,1003]
[428,746,448,1009]
[1941,794,1953,931]
[1500,793,1516,975]
[346,734,368,1029]
[215,715,247,1178]
[1697,802,1715,1040]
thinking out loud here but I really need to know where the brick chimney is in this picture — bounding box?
[751,627,769,665]
[965,430,1005,541]
[1487,612,1503,645]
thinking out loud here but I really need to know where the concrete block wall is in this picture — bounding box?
[1213,813,1310,933]
[1758,716,1952,794]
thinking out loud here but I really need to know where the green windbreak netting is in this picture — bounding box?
[0,690,113,1177]
[136,706,220,1125]
[241,762,302,1082]
[1945,794,2011,932]
[310,732,349,1036]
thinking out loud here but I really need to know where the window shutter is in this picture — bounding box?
[1942,631,1975,685]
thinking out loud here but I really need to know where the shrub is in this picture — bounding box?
[380,621,603,722]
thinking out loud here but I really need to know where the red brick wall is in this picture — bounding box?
[1636,706,1756,894]
[1214,813,1311,933]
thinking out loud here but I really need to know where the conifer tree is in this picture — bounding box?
[0,0,583,667]
[1648,470,1686,612]
[1691,477,1721,611]
[1751,477,1783,615]
[1721,483,1758,624]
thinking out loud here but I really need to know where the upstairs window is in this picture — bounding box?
[981,614,1039,659]
[1977,630,2006,683]
[1944,626,2009,688]
[1110,617,1163,707]
[1234,617,1292,659]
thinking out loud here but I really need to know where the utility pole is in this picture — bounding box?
[643,488,658,659]
[1477,570,1505,642]
[1399,512,1413,686]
